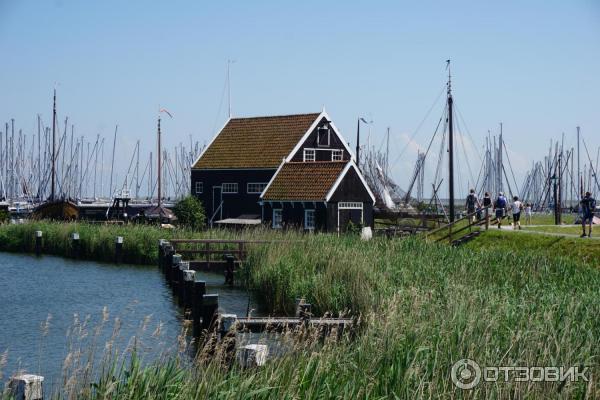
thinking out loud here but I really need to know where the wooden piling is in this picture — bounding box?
[164,244,174,280]
[115,236,123,264]
[224,254,235,285]
[170,254,182,290]
[295,298,312,319]
[192,279,206,336]
[177,261,189,306]
[201,294,219,331]
[71,232,80,258]
[34,231,42,256]
[182,268,195,311]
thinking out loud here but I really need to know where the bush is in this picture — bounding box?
[173,196,206,230]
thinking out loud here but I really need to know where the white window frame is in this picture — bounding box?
[304,209,315,230]
[222,183,238,194]
[337,202,364,233]
[247,182,267,194]
[272,209,283,229]
[303,148,316,162]
[317,127,330,147]
[331,149,343,161]
[195,181,203,194]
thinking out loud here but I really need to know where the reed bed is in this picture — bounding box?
[1,222,599,398]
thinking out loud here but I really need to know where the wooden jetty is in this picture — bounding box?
[158,239,354,339]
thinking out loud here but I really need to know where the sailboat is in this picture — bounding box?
[31,89,79,220]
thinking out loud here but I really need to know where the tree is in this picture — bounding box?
[173,196,206,230]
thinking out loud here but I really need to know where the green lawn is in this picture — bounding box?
[466,229,600,266]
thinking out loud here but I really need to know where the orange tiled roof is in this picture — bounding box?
[262,161,347,201]
[193,113,320,169]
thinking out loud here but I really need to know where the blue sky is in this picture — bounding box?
[1,0,599,196]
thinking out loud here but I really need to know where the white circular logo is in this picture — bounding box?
[451,359,481,389]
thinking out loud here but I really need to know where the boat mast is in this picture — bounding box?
[50,88,57,201]
[447,60,455,222]
[157,115,162,206]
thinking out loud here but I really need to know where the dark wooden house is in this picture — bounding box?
[191,110,374,231]
[261,160,375,232]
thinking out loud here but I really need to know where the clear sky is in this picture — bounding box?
[1,0,599,196]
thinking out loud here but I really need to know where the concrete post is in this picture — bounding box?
[115,236,123,264]
[71,232,80,258]
[201,294,219,331]
[237,344,268,368]
[35,231,42,256]
[8,374,44,400]
[192,279,206,336]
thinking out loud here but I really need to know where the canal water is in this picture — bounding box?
[0,252,259,390]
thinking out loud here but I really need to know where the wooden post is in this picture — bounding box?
[182,268,195,312]
[192,279,207,336]
[115,236,123,264]
[8,374,44,400]
[295,298,312,319]
[164,244,174,280]
[177,261,189,306]
[205,241,210,270]
[35,231,42,256]
[157,239,166,271]
[201,294,219,331]
[71,232,80,258]
[219,313,237,339]
[224,254,235,285]
[170,253,182,289]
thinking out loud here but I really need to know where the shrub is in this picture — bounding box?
[173,196,206,230]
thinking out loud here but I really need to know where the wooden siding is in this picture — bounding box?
[192,168,276,220]
[289,116,351,162]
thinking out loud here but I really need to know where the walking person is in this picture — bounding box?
[511,196,523,230]
[580,192,596,237]
[482,192,492,229]
[494,192,508,229]
[465,189,480,223]
[524,202,532,225]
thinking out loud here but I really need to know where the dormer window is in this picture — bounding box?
[317,126,330,147]
[303,149,316,162]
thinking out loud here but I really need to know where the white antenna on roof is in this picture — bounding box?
[227,59,236,118]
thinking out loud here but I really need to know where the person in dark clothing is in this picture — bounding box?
[482,192,492,229]
[465,189,480,223]
[580,192,596,237]
[494,192,508,229]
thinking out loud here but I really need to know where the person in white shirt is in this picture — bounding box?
[511,196,523,230]
[524,202,532,225]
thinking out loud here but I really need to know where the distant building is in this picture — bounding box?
[191,111,374,231]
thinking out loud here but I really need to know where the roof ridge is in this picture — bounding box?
[230,112,320,121]
[286,160,348,164]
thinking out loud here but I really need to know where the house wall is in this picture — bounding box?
[191,168,276,220]
[289,117,352,162]
[262,202,328,231]
[327,167,375,229]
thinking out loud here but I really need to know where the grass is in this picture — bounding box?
[2,222,600,398]
[0,221,290,265]
[466,229,600,267]
[522,224,591,236]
